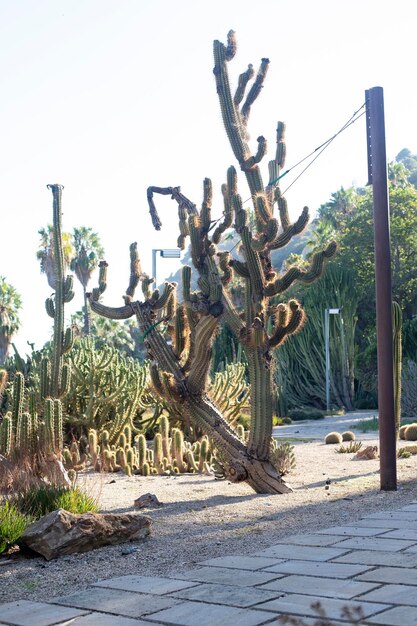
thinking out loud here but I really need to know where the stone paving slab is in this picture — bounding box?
[365,605,417,625]
[254,544,349,561]
[197,555,285,570]
[50,587,179,619]
[357,566,417,585]
[174,566,282,587]
[55,614,154,626]
[379,528,417,540]
[93,574,199,595]
[351,517,417,530]
[257,574,380,600]
[253,592,389,621]
[168,582,280,608]
[331,536,416,551]
[261,558,372,578]
[332,548,417,567]
[144,600,276,625]
[358,583,417,605]
[0,600,89,626]
[316,525,393,536]
[276,533,348,546]
[405,543,417,553]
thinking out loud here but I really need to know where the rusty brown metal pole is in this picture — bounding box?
[365,86,397,490]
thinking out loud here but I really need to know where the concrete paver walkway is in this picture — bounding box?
[2,502,417,625]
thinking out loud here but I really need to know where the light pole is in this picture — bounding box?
[152,249,181,287]
[325,308,341,412]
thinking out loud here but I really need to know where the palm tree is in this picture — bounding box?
[36,225,74,289]
[318,186,358,228]
[0,277,22,364]
[70,227,104,335]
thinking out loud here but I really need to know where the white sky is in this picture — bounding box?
[2,0,417,355]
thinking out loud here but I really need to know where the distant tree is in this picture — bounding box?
[36,225,73,289]
[317,186,359,229]
[0,277,22,364]
[388,161,410,188]
[395,148,417,188]
[70,227,104,335]
[337,184,417,323]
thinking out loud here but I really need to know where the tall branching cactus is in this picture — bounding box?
[88,32,335,494]
[44,185,74,399]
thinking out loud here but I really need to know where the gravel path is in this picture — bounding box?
[1,420,416,605]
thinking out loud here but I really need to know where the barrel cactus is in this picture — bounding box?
[325,432,343,444]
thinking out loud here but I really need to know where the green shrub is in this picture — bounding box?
[351,416,379,433]
[287,408,325,421]
[15,485,99,519]
[0,502,32,554]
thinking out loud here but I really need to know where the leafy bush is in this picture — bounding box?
[287,408,325,421]
[273,416,292,426]
[0,501,32,554]
[14,485,99,519]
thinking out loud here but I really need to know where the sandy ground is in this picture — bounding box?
[1,432,417,604]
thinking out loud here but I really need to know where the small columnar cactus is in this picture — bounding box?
[325,432,343,444]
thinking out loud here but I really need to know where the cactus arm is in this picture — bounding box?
[265,242,337,297]
[88,299,135,320]
[126,242,143,299]
[147,186,199,233]
[187,315,219,393]
[269,300,306,348]
[268,206,309,250]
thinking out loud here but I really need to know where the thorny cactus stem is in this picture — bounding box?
[88,32,336,494]
[45,185,74,398]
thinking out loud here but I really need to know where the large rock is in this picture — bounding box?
[21,509,151,560]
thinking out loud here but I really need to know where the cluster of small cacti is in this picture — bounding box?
[336,441,362,454]
[324,431,356,444]
[63,415,214,477]
[397,445,417,459]
[208,362,249,428]
[0,372,64,458]
[63,337,150,444]
[270,439,296,475]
